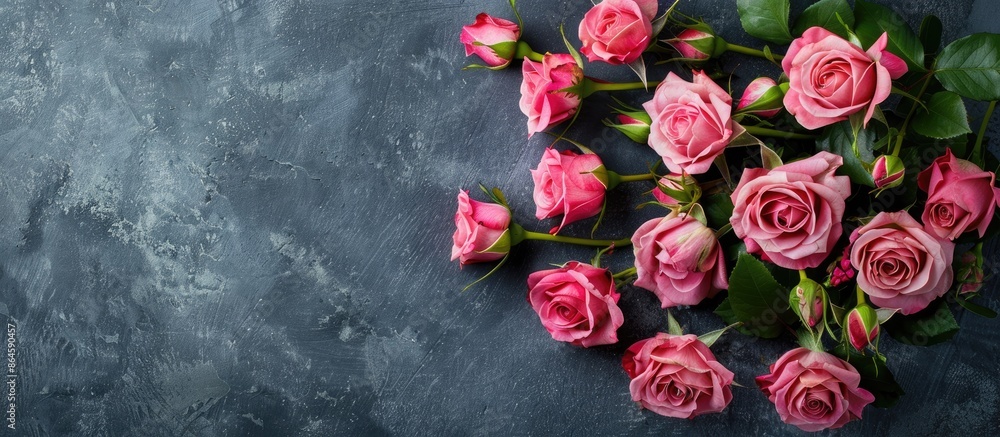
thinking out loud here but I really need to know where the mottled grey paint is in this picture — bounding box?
[0,0,997,435]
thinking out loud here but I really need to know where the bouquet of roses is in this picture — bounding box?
[451,0,1000,431]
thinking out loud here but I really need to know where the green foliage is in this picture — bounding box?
[724,254,796,338]
[854,0,926,71]
[935,33,1000,100]
[833,345,906,408]
[883,300,960,346]
[816,121,876,187]
[912,91,972,139]
[792,0,853,38]
[736,0,792,45]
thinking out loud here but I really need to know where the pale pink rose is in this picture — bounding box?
[527,261,623,347]
[623,333,734,418]
[531,148,607,233]
[460,13,521,68]
[450,190,511,266]
[782,27,907,129]
[519,53,583,137]
[631,212,727,307]
[578,0,657,65]
[667,28,715,60]
[756,348,874,432]
[730,152,851,270]
[917,148,1000,240]
[643,71,734,175]
[850,211,954,315]
[736,77,783,118]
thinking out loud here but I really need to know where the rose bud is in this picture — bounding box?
[844,304,880,351]
[652,173,700,206]
[519,53,583,137]
[756,348,875,431]
[871,154,905,190]
[735,77,784,118]
[605,112,651,144]
[531,148,608,233]
[578,0,657,65]
[789,278,827,328]
[450,190,512,266]
[460,13,521,69]
[632,211,728,307]
[955,251,985,294]
[666,26,720,61]
[917,148,1000,240]
[527,261,623,347]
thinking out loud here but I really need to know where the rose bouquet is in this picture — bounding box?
[452,0,1000,431]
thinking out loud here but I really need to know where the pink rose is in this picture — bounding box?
[578,0,657,65]
[736,77,783,119]
[917,148,1000,240]
[531,148,607,233]
[756,348,875,432]
[622,333,734,418]
[450,190,511,266]
[527,261,623,347]
[460,13,521,69]
[519,53,583,137]
[782,27,907,129]
[850,211,954,315]
[643,71,734,175]
[730,152,851,270]
[667,28,715,60]
[631,211,727,307]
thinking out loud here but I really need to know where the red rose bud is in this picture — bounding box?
[955,251,985,294]
[667,26,721,61]
[652,173,700,206]
[789,278,826,328]
[460,13,521,69]
[845,304,879,351]
[828,245,856,287]
[871,155,905,189]
[735,77,784,118]
[606,111,651,144]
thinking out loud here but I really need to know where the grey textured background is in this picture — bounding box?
[0,0,998,435]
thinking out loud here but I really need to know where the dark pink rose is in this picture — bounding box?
[578,0,656,65]
[460,13,521,68]
[450,190,511,266]
[531,148,608,233]
[527,261,623,347]
[631,211,727,307]
[730,152,851,270]
[782,27,907,129]
[917,148,1000,240]
[623,333,734,418]
[519,53,583,137]
[850,211,954,315]
[756,348,875,432]
[643,71,734,175]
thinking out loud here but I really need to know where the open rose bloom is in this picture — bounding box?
[756,348,874,431]
[851,211,954,315]
[782,27,907,129]
[531,148,608,233]
[527,261,623,347]
[918,148,1000,240]
[731,152,851,270]
[623,333,734,418]
[644,71,735,175]
[578,0,657,65]
[519,53,583,136]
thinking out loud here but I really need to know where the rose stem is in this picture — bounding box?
[856,285,866,306]
[582,78,662,97]
[972,100,997,165]
[514,41,544,62]
[612,267,638,280]
[613,173,656,183]
[519,228,632,248]
[743,125,815,140]
[892,73,934,156]
[723,42,784,61]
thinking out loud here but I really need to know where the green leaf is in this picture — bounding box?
[956,296,998,318]
[736,0,792,45]
[726,254,795,338]
[919,15,943,55]
[714,298,756,337]
[833,345,905,408]
[816,121,876,187]
[703,192,735,231]
[667,311,683,336]
[912,91,973,139]
[854,0,925,71]
[792,0,853,38]
[883,299,959,346]
[935,33,1000,101]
